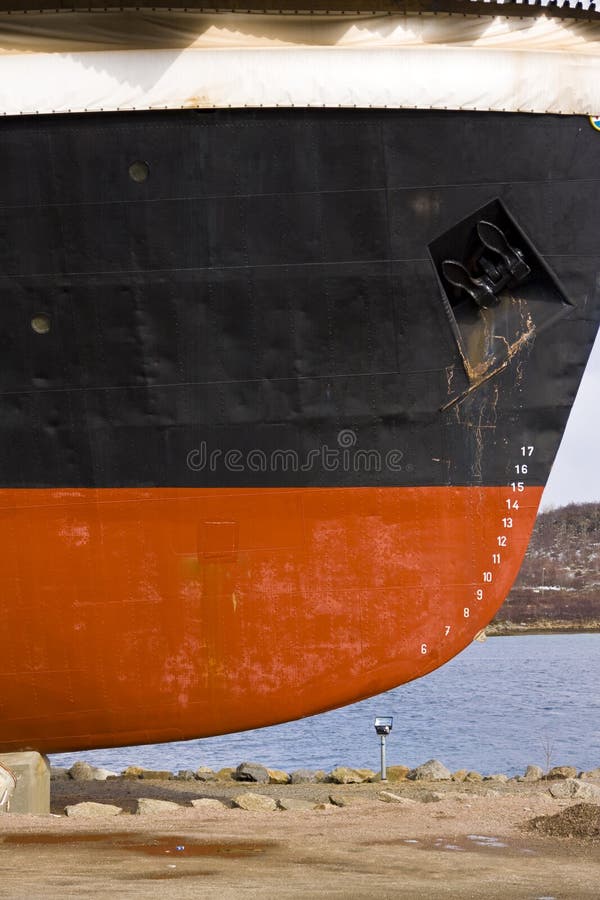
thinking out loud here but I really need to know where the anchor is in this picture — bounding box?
[442,220,531,309]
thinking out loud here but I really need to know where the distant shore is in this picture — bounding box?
[488,621,600,637]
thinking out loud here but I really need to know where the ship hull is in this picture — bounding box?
[0,107,598,752]
[0,485,542,753]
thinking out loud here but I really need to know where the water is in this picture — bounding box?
[50,634,600,777]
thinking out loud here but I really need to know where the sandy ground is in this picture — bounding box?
[1,778,599,898]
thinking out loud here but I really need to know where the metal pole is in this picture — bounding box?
[380,733,387,781]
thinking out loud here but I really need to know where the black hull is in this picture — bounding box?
[1,108,599,489]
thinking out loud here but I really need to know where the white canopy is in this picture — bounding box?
[0,10,599,116]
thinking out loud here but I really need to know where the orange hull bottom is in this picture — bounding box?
[0,485,542,753]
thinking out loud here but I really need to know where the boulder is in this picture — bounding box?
[452,770,468,783]
[67,761,117,781]
[50,767,70,781]
[523,765,544,782]
[290,769,319,784]
[267,769,291,785]
[417,790,444,803]
[277,798,318,811]
[216,767,235,781]
[135,798,183,815]
[195,767,217,782]
[580,768,600,781]
[176,770,197,781]
[547,766,578,780]
[122,766,146,779]
[234,762,270,784]
[464,771,483,783]
[68,762,96,781]
[548,779,600,803]
[90,767,118,781]
[378,791,417,805]
[140,770,173,780]
[328,794,347,807]
[483,774,509,783]
[232,793,278,812]
[65,802,122,818]
[386,766,411,783]
[191,798,227,811]
[330,766,374,784]
[407,760,451,782]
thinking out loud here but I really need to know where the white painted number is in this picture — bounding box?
[520,446,534,457]
[444,626,451,636]
[515,464,528,475]
[493,553,501,565]
[497,536,507,547]
[483,571,492,582]
[510,482,524,493]
[421,643,428,654]
[502,517,513,529]
[464,607,470,618]
[476,589,483,600]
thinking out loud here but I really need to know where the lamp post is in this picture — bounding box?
[374,716,393,781]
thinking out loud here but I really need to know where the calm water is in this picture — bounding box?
[51,634,600,777]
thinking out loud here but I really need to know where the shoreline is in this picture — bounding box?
[487,623,600,637]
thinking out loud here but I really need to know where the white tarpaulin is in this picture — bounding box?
[0,10,599,116]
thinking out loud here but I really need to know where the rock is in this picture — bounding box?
[547,766,578,780]
[65,802,122,818]
[267,769,291,785]
[68,762,96,781]
[417,790,444,803]
[483,774,509,783]
[315,770,329,783]
[386,766,411,783]
[548,779,600,803]
[523,765,544,782]
[140,770,173,780]
[216,767,235,781]
[328,794,347,807]
[407,760,451,782]
[122,766,146,779]
[378,791,417,805]
[50,767,70,781]
[277,798,318,811]
[67,761,117,781]
[91,767,118,781]
[191,798,227,811]
[580,768,600,781]
[234,762,270,784]
[356,768,377,781]
[452,770,468,783]
[176,770,197,781]
[464,771,483,783]
[195,767,217,782]
[330,766,374,784]
[135,798,183,815]
[232,793,278,812]
[290,769,318,784]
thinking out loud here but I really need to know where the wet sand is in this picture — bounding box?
[1,778,600,897]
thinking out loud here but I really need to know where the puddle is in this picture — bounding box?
[466,834,509,849]
[364,835,536,856]
[1,833,276,859]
